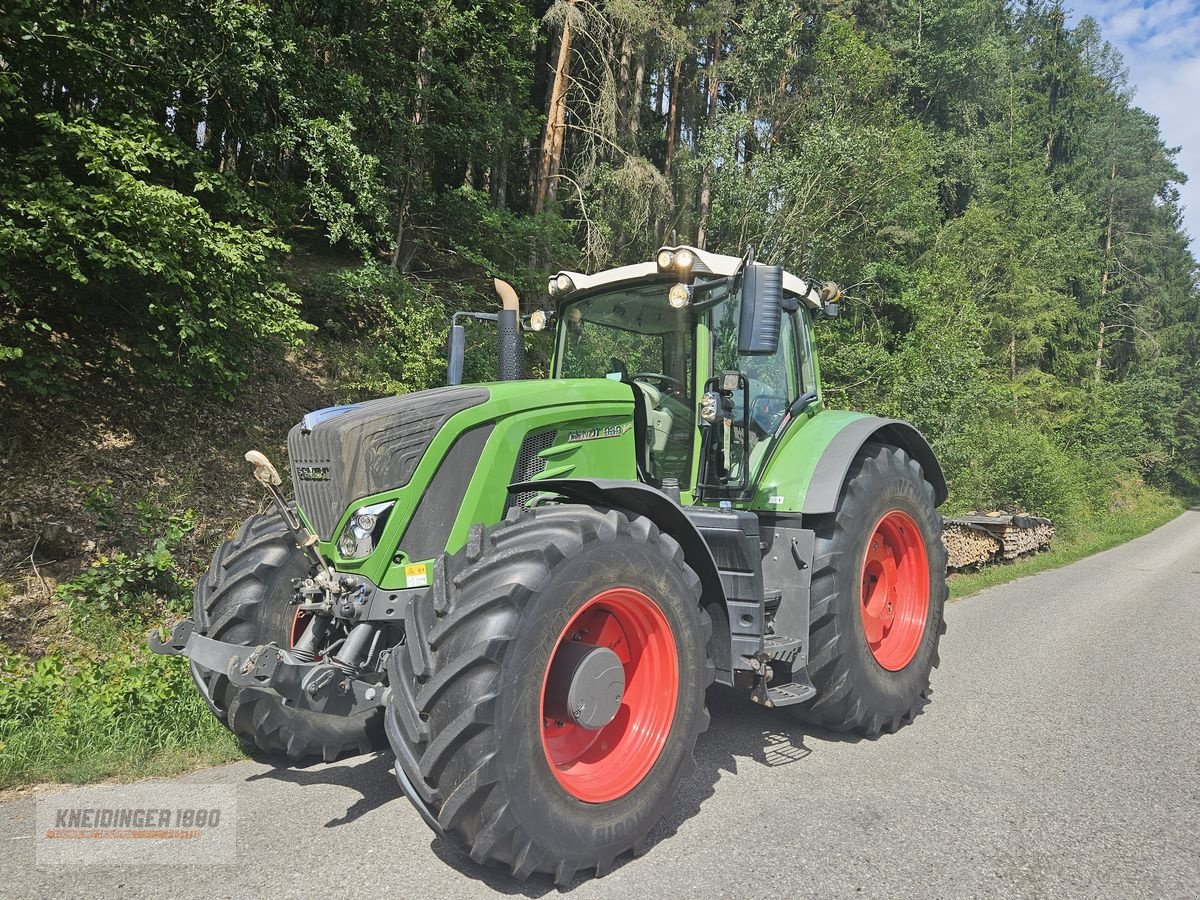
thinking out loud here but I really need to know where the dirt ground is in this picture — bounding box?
[0,348,341,657]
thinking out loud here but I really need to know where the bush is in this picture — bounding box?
[0,114,311,392]
[940,419,1091,523]
[307,263,449,399]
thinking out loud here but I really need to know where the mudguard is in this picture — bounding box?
[801,417,947,514]
[506,478,724,611]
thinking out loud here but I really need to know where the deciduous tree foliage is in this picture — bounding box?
[1,0,1197,509]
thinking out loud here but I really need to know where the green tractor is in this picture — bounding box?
[152,245,947,882]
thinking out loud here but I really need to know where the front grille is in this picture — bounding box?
[289,386,489,540]
[503,429,556,516]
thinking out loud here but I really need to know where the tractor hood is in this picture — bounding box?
[287,380,633,541]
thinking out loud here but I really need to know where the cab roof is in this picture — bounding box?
[551,246,825,311]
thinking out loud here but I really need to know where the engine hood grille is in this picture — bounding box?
[288,386,489,540]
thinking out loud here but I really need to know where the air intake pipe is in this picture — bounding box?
[494,278,524,381]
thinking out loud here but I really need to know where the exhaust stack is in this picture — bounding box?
[494,278,524,381]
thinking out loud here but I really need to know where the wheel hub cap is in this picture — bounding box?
[544,642,625,730]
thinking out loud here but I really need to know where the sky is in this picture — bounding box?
[1067,1,1200,241]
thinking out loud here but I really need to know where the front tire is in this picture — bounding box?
[796,443,948,736]
[194,510,385,760]
[385,504,713,883]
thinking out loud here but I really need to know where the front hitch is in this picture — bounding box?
[150,619,385,716]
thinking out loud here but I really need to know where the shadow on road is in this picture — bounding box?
[424,685,866,894]
[235,684,878,894]
[243,750,400,827]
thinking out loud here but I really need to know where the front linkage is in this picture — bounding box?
[150,450,391,721]
[150,619,385,717]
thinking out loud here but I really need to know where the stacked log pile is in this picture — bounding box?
[943,514,1054,570]
[943,521,1002,570]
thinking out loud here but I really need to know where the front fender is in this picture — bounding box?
[506,478,724,611]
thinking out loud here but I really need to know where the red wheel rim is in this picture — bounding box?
[540,587,678,803]
[860,510,930,671]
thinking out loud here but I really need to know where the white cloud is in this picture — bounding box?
[1069,1,1200,240]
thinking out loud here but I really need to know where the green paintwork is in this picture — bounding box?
[299,285,912,593]
[747,407,875,513]
[311,378,637,589]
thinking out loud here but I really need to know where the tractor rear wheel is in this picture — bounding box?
[385,504,712,884]
[193,509,385,760]
[796,443,947,736]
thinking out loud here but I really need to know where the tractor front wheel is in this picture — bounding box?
[193,510,385,760]
[385,504,713,884]
[796,443,947,737]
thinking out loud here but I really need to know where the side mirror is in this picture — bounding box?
[738,264,783,355]
[447,323,466,385]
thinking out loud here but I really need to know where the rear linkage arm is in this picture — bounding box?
[150,619,384,716]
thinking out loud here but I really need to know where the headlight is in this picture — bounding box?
[668,283,691,309]
[656,249,674,271]
[555,273,575,294]
[336,501,394,560]
[674,248,695,272]
[547,277,559,297]
[528,309,548,331]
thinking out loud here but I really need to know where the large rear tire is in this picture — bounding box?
[194,510,385,760]
[795,443,947,736]
[385,504,713,883]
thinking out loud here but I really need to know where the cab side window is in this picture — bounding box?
[795,308,818,395]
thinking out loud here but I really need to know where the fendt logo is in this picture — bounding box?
[296,466,331,482]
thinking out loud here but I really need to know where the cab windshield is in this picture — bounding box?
[557,279,730,485]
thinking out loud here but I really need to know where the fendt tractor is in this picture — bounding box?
[152,245,948,883]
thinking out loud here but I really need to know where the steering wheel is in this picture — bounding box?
[750,394,789,436]
[631,372,685,394]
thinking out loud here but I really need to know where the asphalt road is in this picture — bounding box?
[4,511,1199,899]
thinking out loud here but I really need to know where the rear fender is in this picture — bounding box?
[801,417,947,515]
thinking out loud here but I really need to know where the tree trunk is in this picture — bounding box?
[174,87,198,147]
[392,44,432,271]
[696,32,721,251]
[489,147,508,209]
[534,1,575,214]
[630,43,646,143]
[664,56,683,180]
[617,33,632,138]
[1095,160,1117,381]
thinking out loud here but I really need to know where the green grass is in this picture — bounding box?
[0,691,241,790]
[0,512,246,792]
[0,644,244,791]
[948,489,1187,600]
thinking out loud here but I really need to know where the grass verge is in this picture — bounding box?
[948,488,1187,600]
[0,684,242,791]
[0,510,246,792]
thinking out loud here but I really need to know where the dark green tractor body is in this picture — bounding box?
[153,245,948,883]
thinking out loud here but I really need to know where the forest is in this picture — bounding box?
[0,1,1198,784]
[3,0,1198,515]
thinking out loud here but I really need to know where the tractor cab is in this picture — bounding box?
[546,246,834,503]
